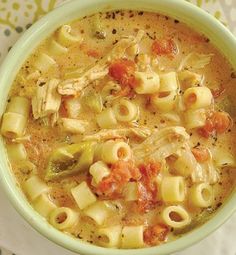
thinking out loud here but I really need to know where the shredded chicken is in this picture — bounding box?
[191,149,219,184]
[57,30,145,96]
[83,127,152,141]
[178,52,214,71]
[32,79,61,119]
[133,126,190,161]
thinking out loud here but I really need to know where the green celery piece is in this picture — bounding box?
[45,141,95,181]
[82,90,103,113]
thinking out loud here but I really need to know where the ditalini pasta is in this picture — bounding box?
[1,10,236,249]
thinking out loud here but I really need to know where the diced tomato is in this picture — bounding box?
[139,161,161,180]
[151,38,177,56]
[211,111,231,134]
[96,160,140,198]
[137,160,161,213]
[211,85,225,99]
[191,147,210,162]
[144,224,169,246]
[198,111,231,138]
[86,49,101,58]
[108,58,137,88]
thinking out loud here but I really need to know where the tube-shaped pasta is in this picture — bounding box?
[49,207,79,230]
[97,225,122,248]
[123,182,138,201]
[6,143,27,162]
[23,175,49,201]
[96,108,117,129]
[159,72,178,92]
[84,201,111,225]
[161,176,185,203]
[113,99,138,122]
[71,181,97,210]
[178,70,202,88]
[33,53,57,72]
[57,25,83,47]
[60,118,88,134]
[162,205,191,228]
[189,183,213,207]
[134,71,160,94]
[150,91,177,112]
[49,39,68,55]
[183,87,213,109]
[184,108,207,129]
[1,112,27,138]
[7,97,30,117]
[121,226,144,248]
[33,193,57,218]
[101,140,131,164]
[89,161,110,184]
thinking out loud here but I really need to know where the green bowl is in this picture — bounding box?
[0,0,236,254]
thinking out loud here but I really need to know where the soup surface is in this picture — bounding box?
[1,10,236,248]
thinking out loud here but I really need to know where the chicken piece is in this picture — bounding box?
[83,127,152,142]
[191,148,219,184]
[57,30,145,96]
[133,126,190,162]
[32,79,61,119]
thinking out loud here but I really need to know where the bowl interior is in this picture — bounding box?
[0,0,236,255]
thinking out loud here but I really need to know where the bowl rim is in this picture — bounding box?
[0,0,236,255]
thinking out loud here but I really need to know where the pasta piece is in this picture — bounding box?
[84,201,111,225]
[113,99,138,122]
[33,53,57,72]
[49,39,68,55]
[178,70,202,88]
[60,118,88,134]
[1,112,27,138]
[89,161,110,184]
[121,226,144,248]
[150,91,177,112]
[23,175,49,201]
[189,183,213,208]
[97,225,122,248]
[161,176,185,203]
[17,160,37,175]
[126,44,139,56]
[58,25,83,47]
[134,71,160,94]
[184,108,207,129]
[71,181,97,210]
[96,108,117,129]
[33,193,57,218]
[49,207,79,230]
[123,182,138,201]
[6,96,30,117]
[183,87,213,110]
[101,140,131,164]
[6,143,27,162]
[162,205,191,228]
[159,72,178,92]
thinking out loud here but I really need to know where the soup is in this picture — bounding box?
[1,10,236,248]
